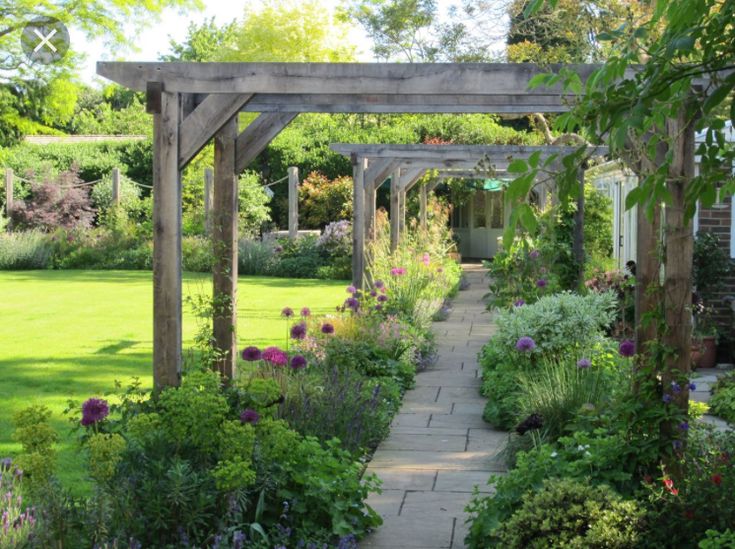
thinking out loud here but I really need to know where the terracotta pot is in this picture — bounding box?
[692,336,717,369]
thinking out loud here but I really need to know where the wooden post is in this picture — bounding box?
[365,178,377,240]
[152,90,183,389]
[390,168,401,252]
[351,155,367,288]
[572,168,585,289]
[212,116,239,380]
[288,166,299,239]
[111,167,121,207]
[399,188,407,232]
[4,168,12,221]
[419,184,428,230]
[204,167,213,235]
[661,109,696,425]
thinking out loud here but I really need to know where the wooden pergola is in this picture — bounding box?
[95,61,628,388]
[330,143,608,283]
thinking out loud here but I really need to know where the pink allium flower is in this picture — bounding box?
[422,253,430,266]
[262,346,288,366]
[281,307,294,318]
[300,307,311,317]
[346,285,357,294]
[390,267,406,276]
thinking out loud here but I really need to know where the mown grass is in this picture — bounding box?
[0,270,344,490]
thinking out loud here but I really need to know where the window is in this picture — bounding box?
[489,192,504,229]
[473,192,486,228]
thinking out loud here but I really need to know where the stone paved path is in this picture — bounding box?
[362,264,507,549]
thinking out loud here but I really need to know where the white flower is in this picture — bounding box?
[550,451,558,458]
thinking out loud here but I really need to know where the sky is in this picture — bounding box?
[71,0,374,86]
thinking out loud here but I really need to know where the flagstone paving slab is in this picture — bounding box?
[362,264,507,548]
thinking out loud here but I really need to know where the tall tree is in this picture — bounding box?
[163,18,239,62]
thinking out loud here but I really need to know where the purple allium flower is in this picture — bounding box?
[689,382,697,391]
[671,381,681,394]
[370,289,378,297]
[679,421,689,431]
[377,294,388,303]
[290,355,307,370]
[374,279,385,289]
[529,249,540,259]
[290,322,307,340]
[81,398,109,426]
[274,245,283,253]
[300,307,311,317]
[262,346,288,366]
[281,307,294,318]
[375,304,383,311]
[536,278,547,288]
[515,336,536,352]
[345,297,359,311]
[390,267,406,276]
[663,394,672,404]
[619,339,636,357]
[577,358,592,369]
[321,322,335,334]
[672,439,683,451]
[0,458,11,471]
[240,409,260,425]
[514,299,525,307]
[346,285,357,294]
[241,346,262,362]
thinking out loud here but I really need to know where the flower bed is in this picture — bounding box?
[2,206,460,547]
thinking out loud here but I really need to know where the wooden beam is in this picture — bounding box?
[152,91,182,389]
[179,93,253,169]
[331,144,608,159]
[390,168,401,252]
[365,158,399,191]
[288,166,299,239]
[97,62,605,96]
[235,112,297,173]
[352,156,368,288]
[399,168,424,190]
[239,92,580,114]
[204,167,213,235]
[212,116,239,380]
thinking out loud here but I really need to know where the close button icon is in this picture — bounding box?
[21,16,70,65]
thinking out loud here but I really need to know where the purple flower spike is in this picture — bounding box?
[679,421,689,431]
[663,394,672,404]
[290,322,307,340]
[515,336,536,352]
[300,307,311,317]
[241,346,262,362]
[81,398,109,426]
[321,322,335,334]
[529,250,540,259]
[514,299,525,307]
[619,339,635,357]
[536,278,547,288]
[671,381,681,394]
[281,307,294,318]
[240,409,260,425]
[577,358,592,369]
[345,297,359,311]
[290,355,307,370]
[346,285,357,294]
[689,382,696,391]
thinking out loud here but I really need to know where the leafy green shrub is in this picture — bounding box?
[0,230,53,269]
[268,235,326,278]
[495,291,617,356]
[492,478,644,549]
[299,172,353,229]
[466,432,636,548]
[709,372,735,423]
[699,529,735,549]
[239,238,276,275]
[182,236,213,272]
[90,174,142,217]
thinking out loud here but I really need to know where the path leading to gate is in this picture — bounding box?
[362,264,507,549]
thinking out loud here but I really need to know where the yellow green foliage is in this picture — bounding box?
[86,433,126,483]
[12,405,58,489]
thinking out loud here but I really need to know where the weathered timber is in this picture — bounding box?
[235,113,297,173]
[204,167,213,235]
[98,62,606,96]
[152,91,183,389]
[331,144,608,160]
[352,156,368,287]
[288,166,299,239]
[212,116,239,380]
[399,168,424,190]
[179,93,253,169]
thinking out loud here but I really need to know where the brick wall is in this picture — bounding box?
[697,194,735,332]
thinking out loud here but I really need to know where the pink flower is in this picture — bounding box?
[391,267,406,276]
[262,346,288,366]
[422,253,430,266]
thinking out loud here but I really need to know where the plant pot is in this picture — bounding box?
[692,336,717,369]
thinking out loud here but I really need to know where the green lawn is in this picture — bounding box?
[0,270,344,490]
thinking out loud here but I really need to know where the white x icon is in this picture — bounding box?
[33,28,58,53]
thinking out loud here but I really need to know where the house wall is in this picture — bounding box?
[696,194,735,330]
